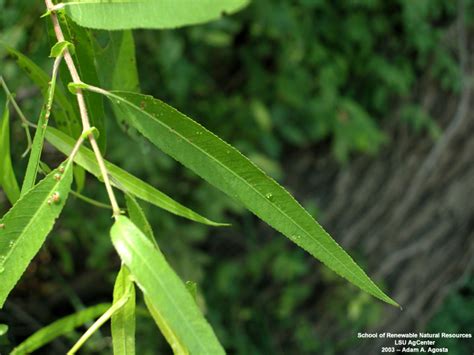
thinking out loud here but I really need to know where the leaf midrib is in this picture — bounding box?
[109,91,388,303]
[114,279,133,354]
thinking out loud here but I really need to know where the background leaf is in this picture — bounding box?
[64,0,250,30]
[0,160,73,307]
[99,89,398,306]
[93,30,141,133]
[0,102,20,204]
[111,216,225,354]
[112,267,136,355]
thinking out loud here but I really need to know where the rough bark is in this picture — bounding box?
[285,12,474,353]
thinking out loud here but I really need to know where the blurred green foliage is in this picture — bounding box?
[137,0,458,162]
[1,0,471,353]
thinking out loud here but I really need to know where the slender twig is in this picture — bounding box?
[0,77,34,128]
[0,76,34,156]
[67,293,129,355]
[44,0,120,216]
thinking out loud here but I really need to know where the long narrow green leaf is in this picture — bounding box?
[0,102,20,204]
[111,267,136,355]
[21,49,66,196]
[45,127,227,227]
[111,216,224,354]
[10,303,110,355]
[0,161,73,307]
[2,44,81,139]
[94,89,398,307]
[21,106,48,195]
[124,195,185,353]
[64,0,250,30]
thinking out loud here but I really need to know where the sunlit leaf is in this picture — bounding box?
[123,197,185,353]
[64,0,250,30]
[21,44,67,196]
[0,102,20,204]
[20,104,50,196]
[73,164,86,193]
[111,216,224,354]
[112,267,136,355]
[45,127,227,227]
[11,304,110,354]
[0,161,73,307]
[94,88,398,307]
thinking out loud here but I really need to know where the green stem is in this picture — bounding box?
[70,190,112,210]
[44,0,121,217]
[67,293,130,355]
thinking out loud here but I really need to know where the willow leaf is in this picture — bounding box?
[21,47,66,196]
[124,195,184,353]
[0,103,20,204]
[111,216,224,354]
[144,296,188,355]
[64,0,250,30]
[21,107,48,195]
[93,30,141,132]
[45,127,226,227]
[93,89,398,307]
[0,161,73,307]
[112,267,136,355]
[11,303,110,354]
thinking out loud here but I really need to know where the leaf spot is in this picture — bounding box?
[50,192,61,204]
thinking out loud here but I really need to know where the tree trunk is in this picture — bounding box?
[286,18,474,354]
